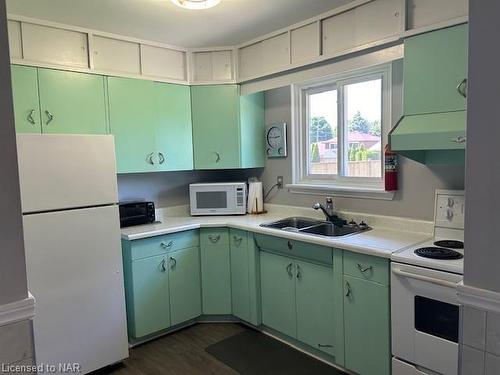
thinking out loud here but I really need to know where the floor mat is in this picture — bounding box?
[205,329,347,375]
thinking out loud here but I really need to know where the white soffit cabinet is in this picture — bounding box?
[7,20,21,59]
[141,45,186,81]
[22,22,89,68]
[92,36,141,75]
[291,22,320,65]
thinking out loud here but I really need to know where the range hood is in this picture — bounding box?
[389,110,466,164]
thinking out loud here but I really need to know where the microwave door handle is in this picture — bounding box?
[392,267,459,288]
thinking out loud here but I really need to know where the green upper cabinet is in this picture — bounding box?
[154,82,193,171]
[38,68,107,134]
[191,85,265,170]
[343,275,390,375]
[200,228,232,314]
[108,77,157,173]
[108,77,194,174]
[11,65,41,134]
[240,92,266,168]
[403,24,468,115]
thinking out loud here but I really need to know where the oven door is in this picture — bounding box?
[391,262,462,375]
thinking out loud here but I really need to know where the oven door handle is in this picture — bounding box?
[392,267,460,288]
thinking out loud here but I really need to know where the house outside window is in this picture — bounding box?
[291,64,391,193]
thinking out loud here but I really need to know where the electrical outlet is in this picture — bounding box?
[277,176,284,189]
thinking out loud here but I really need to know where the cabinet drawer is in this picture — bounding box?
[201,228,229,246]
[343,251,389,285]
[254,234,332,265]
[130,230,199,260]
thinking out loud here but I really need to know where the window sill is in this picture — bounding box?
[285,183,395,201]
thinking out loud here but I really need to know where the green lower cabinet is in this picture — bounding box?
[169,247,202,325]
[343,275,390,375]
[260,252,297,338]
[295,260,336,357]
[200,229,232,314]
[127,254,171,339]
[38,68,107,134]
[11,65,41,134]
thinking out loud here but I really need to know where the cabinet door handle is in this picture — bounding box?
[451,136,467,144]
[169,256,177,269]
[214,152,221,163]
[287,240,293,250]
[345,281,352,297]
[161,241,173,249]
[457,78,468,98]
[146,152,155,165]
[356,263,373,273]
[318,344,333,348]
[158,152,165,164]
[45,110,54,125]
[27,109,36,125]
[296,264,301,280]
[160,259,167,272]
[208,234,221,243]
[286,263,293,278]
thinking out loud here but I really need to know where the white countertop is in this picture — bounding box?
[121,205,432,259]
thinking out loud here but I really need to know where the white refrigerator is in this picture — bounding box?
[17,134,129,374]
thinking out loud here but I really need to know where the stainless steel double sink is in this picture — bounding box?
[260,217,369,237]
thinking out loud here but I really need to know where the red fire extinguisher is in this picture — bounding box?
[384,144,398,191]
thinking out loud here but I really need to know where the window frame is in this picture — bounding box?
[292,63,392,192]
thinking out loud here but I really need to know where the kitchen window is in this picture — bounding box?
[291,65,392,197]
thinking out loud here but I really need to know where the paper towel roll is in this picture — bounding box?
[247,181,264,214]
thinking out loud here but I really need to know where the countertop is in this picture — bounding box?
[121,205,432,259]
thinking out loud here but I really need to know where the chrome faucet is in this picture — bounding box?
[313,197,336,222]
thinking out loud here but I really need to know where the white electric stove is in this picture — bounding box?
[391,190,465,375]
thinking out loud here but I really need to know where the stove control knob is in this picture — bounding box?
[359,221,368,229]
[348,220,357,227]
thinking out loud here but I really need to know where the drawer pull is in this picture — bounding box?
[161,241,173,249]
[287,240,293,250]
[451,136,466,144]
[208,234,221,243]
[318,344,333,348]
[27,109,36,125]
[357,263,373,273]
[233,236,243,245]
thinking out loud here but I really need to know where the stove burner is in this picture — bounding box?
[414,247,463,260]
[433,240,464,249]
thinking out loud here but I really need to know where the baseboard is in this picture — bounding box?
[458,282,500,313]
[0,292,35,327]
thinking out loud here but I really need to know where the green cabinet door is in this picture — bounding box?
[404,24,468,115]
[108,77,157,173]
[129,254,170,338]
[240,92,265,168]
[38,68,107,134]
[10,65,41,134]
[201,239,232,314]
[191,85,240,169]
[343,275,390,375]
[168,247,202,326]
[155,82,194,171]
[260,252,296,338]
[230,229,250,322]
[295,260,336,358]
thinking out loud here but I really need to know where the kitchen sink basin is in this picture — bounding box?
[260,217,370,237]
[260,217,324,231]
[300,223,364,237]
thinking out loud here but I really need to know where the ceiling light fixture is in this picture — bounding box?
[171,0,221,10]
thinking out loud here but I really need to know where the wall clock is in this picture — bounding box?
[265,123,287,158]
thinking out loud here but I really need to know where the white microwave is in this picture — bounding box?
[189,182,247,216]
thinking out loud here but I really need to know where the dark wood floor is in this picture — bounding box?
[100,324,247,375]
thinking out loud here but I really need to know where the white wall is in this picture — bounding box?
[261,63,465,221]
[0,0,28,305]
